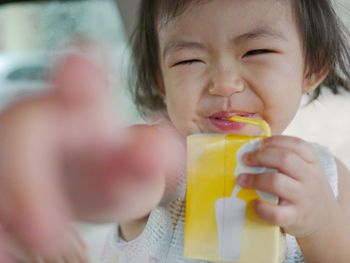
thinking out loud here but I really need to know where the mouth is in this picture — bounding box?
[209,111,254,132]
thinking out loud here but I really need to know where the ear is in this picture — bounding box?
[302,67,329,94]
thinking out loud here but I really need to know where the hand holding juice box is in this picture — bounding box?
[185,116,286,263]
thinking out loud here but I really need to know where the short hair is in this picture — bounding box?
[130,0,350,117]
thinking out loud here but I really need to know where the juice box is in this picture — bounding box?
[184,116,286,263]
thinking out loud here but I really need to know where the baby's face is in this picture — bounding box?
[159,0,310,136]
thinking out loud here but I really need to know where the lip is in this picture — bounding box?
[209,111,253,132]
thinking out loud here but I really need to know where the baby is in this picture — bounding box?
[1,0,350,263]
[104,0,350,262]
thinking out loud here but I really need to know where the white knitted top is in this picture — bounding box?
[102,124,338,263]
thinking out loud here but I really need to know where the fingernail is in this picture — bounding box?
[238,174,248,185]
[251,199,259,208]
[258,139,265,149]
[243,154,251,165]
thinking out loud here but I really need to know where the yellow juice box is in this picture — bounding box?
[184,116,286,263]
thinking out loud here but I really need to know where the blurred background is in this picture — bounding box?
[0,0,349,262]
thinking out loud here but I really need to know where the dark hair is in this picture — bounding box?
[130,0,350,117]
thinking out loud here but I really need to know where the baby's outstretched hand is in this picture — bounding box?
[0,48,180,261]
[237,135,338,238]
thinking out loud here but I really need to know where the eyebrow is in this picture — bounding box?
[162,40,206,60]
[233,26,286,43]
[162,26,286,60]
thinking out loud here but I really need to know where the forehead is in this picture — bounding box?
[158,0,297,51]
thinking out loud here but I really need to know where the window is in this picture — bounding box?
[0,0,138,121]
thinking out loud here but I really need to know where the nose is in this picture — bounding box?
[209,70,245,97]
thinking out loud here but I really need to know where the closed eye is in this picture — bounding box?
[243,49,272,58]
[173,59,202,67]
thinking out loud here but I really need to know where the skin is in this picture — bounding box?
[10,227,87,263]
[159,0,307,137]
[0,50,180,261]
[1,1,349,262]
[122,0,350,262]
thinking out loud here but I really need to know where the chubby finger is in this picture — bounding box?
[237,172,301,202]
[50,51,122,157]
[261,136,317,163]
[68,124,184,223]
[119,124,185,177]
[252,199,296,227]
[0,110,71,255]
[0,234,12,263]
[244,146,309,181]
[89,124,185,191]
[23,228,87,263]
[51,50,108,108]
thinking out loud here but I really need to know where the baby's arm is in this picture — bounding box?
[297,159,350,263]
[237,136,350,263]
[116,123,185,241]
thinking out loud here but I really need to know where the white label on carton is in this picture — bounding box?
[215,196,246,261]
[215,139,278,261]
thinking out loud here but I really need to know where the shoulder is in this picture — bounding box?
[309,143,350,216]
[309,143,339,195]
[126,117,176,143]
[129,115,178,134]
[310,143,350,224]
[335,158,350,218]
[312,141,350,213]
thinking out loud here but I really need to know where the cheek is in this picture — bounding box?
[164,78,196,119]
[163,70,203,111]
[165,95,195,136]
[264,90,302,134]
[249,67,304,134]
[250,57,304,101]
[163,73,204,134]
